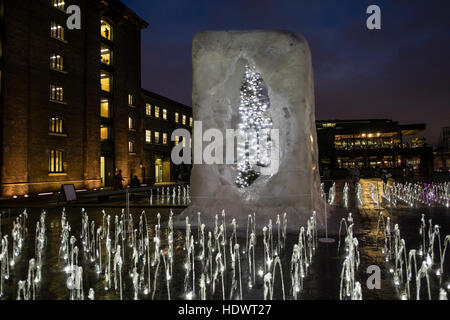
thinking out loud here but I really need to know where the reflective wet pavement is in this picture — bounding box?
[0,178,449,300]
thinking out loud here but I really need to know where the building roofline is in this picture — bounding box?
[95,0,149,29]
[141,88,191,110]
[316,119,426,136]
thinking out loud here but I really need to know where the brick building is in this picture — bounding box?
[0,0,191,197]
[141,89,192,185]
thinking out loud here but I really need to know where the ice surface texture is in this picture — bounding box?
[176,30,323,232]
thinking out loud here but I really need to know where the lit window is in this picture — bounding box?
[146,104,151,116]
[145,130,152,143]
[51,0,65,10]
[100,125,112,141]
[50,84,64,102]
[49,117,64,134]
[100,99,111,118]
[100,72,112,92]
[163,133,167,144]
[128,141,135,153]
[50,54,64,71]
[100,20,113,41]
[175,136,179,145]
[49,149,64,173]
[51,22,65,41]
[175,113,179,123]
[155,106,160,118]
[182,137,186,147]
[154,132,160,144]
[128,94,134,107]
[101,45,112,65]
[128,117,136,130]
[182,115,186,125]
[189,117,193,127]
[163,109,167,120]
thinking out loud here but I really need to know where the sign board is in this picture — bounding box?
[61,184,78,202]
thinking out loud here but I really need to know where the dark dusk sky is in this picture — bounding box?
[122,0,450,146]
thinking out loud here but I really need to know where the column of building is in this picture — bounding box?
[99,20,114,187]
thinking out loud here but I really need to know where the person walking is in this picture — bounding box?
[130,175,141,189]
[381,168,391,191]
[113,169,124,190]
[350,165,360,189]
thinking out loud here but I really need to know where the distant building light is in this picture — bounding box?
[322,123,336,128]
[38,192,54,196]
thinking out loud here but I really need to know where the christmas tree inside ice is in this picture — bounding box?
[235,65,273,188]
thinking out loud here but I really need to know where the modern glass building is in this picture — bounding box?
[316,119,434,178]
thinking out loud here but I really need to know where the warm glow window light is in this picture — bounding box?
[128,94,134,106]
[100,99,111,118]
[145,130,152,143]
[128,141,135,153]
[101,46,112,65]
[50,54,63,71]
[51,0,65,10]
[100,72,112,92]
[50,84,64,102]
[100,125,111,141]
[50,22,65,41]
[128,117,135,130]
[49,149,64,173]
[49,117,63,134]
[100,20,113,41]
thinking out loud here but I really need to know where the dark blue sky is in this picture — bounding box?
[122,0,450,145]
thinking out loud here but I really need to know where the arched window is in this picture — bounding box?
[100,20,113,40]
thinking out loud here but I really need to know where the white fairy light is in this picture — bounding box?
[235,64,273,188]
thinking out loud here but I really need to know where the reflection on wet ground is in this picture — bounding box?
[0,179,449,300]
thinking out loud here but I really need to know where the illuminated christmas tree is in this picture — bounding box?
[235,65,273,188]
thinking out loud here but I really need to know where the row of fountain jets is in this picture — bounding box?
[333,180,450,300]
[149,185,190,206]
[0,207,318,300]
[322,180,449,209]
[1,180,448,300]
